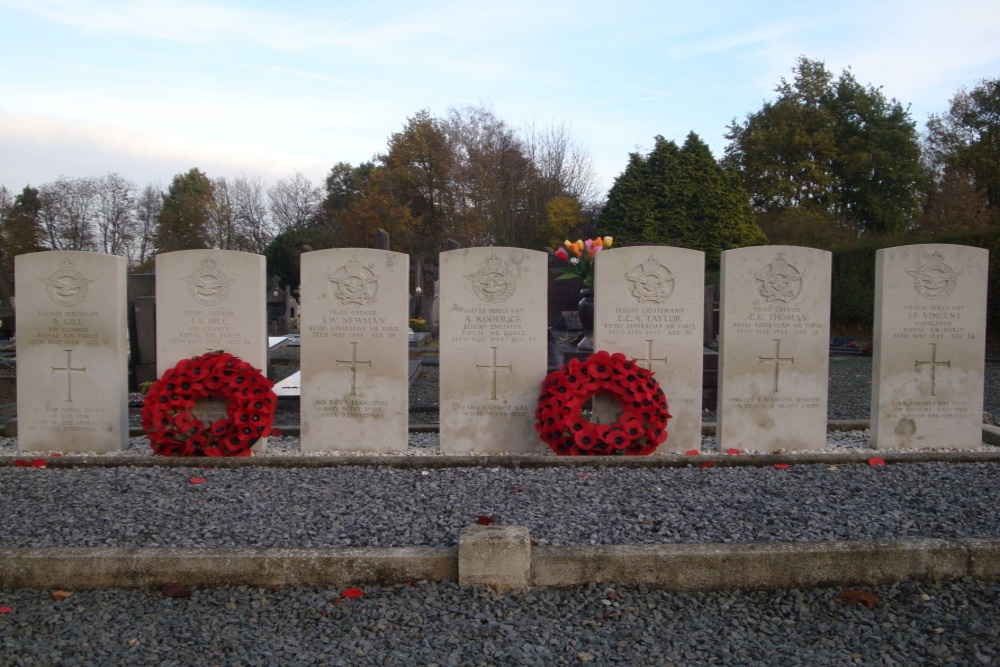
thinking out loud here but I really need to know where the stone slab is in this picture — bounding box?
[15,251,128,453]
[458,525,532,591]
[871,244,988,449]
[717,246,831,452]
[532,538,969,591]
[439,248,548,454]
[300,249,409,453]
[595,246,704,452]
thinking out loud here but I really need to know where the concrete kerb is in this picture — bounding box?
[2,537,999,592]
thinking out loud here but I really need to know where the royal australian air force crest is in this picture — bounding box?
[182,257,234,306]
[754,254,803,303]
[466,253,515,303]
[625,256,675,303]
[329,257,378,306]
[907,251,958,300]
[41,258,93,307]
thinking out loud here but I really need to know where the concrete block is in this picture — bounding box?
[459,525,531,591]
[0,546,457,590]
[532,539,968,591]
[963,538,1000,580]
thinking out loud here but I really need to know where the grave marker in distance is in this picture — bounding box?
[156,250,267,450]
[300,249,409,452]
[16,251,128,452]
[594,246,704,452]
[439,248,548,454]
[871,244,988,449]
[717,246,831,453]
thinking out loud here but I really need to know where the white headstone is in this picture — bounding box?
[299,249,409,452]
[871,244,988,449]
[15,251,128,452]
[594,246,704,452]
[439,247,548,454]
[155,250,267,449]
[717,246,831,452]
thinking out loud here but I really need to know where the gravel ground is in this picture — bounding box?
[1,579,997,666]
[2,355,1000,665]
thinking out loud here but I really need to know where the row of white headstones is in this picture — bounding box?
[14,243,988,455]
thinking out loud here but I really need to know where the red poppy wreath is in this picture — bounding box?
[142,351,277,456]
[535,350,671,456]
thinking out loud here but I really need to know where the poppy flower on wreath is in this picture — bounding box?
[535,350,671,456]
[141,351,277,457]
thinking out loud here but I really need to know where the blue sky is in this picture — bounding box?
[2,0,999,198]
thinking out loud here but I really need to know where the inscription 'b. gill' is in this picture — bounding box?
[182,257,233,306]
[754,254,803,303]
[625,256,675,303]
[466,254,515,303]
[907,251,959,300]
[41,259,92,307]
[329,258,378,305]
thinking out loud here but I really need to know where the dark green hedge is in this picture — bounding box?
[830,230,999,340]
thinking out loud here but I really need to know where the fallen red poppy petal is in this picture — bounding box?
[725,448,741,455]
[773,463,791,470]
[30,459,46,468]
[577,473,588,478]
[476,516,494,526]
[341,587,364,599]
[698,461,715,469]
[509,486,524,493]
[51,453,62,457]
[188,477,207,484]
[50,590,73,601]
[685,450,700,456]
[834,589,879,608]
[867,458,886,467]
[13,460,29,468]
[0,607,12,614]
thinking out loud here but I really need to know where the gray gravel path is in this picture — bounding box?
[1,579,998,665]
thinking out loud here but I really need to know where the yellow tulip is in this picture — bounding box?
[603,236,614,248]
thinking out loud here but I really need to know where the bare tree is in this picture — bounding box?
[208,176,236,250]
[95,173,138,259]
[231,174,272,253]
[37,176,99,250]
[522,121,600,206]
[268,171,322,231]
[133,184,162,267]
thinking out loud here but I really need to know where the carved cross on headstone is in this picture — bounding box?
[476,346,512,400]
[51,349,86,402]
[636,339,668,372]
[758,338,794,394]
[915,342,951,397]
[337,341,372,397]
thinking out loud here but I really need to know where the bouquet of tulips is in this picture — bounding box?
[553,236,613,287]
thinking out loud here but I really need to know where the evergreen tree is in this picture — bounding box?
[155,168,214,252]
[598,133,766,266]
